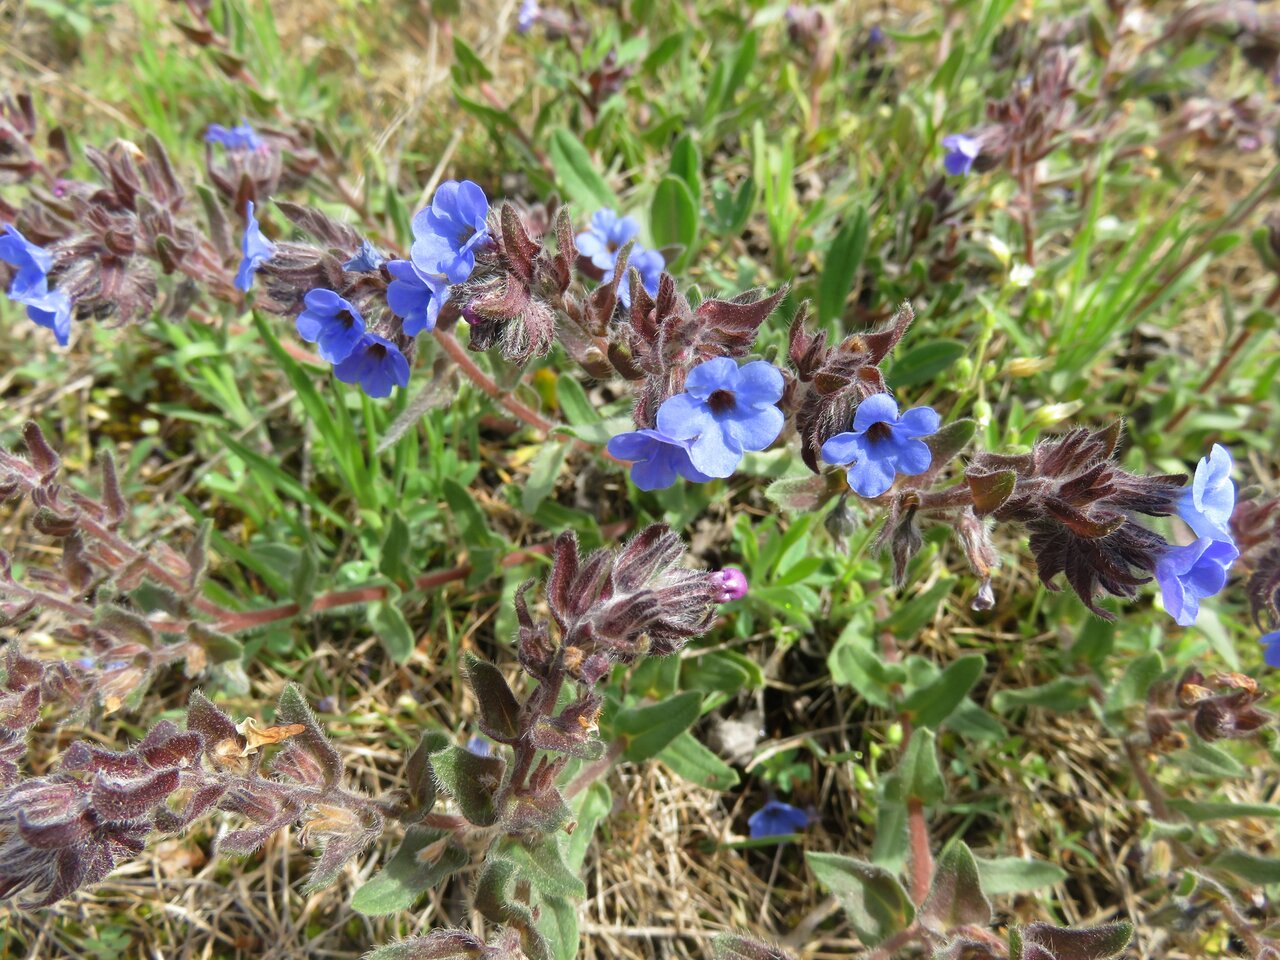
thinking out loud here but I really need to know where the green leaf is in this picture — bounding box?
[650,175,699,269]
[657,730,740,791]
[806,852,915,947]
[899,728,945,806]
[992,676,1092,714]
[430,745,506,826]
[1104,651,1163,718]
[817,207,869,325]
[765,474,836,513]
[379,512,413,586]
[974,856,1067,895]
[616,690,703,762]
[682,650,764,695]
[1169,739,1246,778]
[350,827,469,916]
[555,376,600,426]
[371,601,415,664]
[451,35,493,85]
[1019,921,1134,960]
[902,654,985,729]
[1209,850,1280,884]
[443,478,498,547]
[1167,799,1280,823]
[502,835,588,900]
[669,133,702,201]
[921,842,992,931]
[465,653,522,740]
[887,340,967,389]
[882,577,956,638]
[548,127,617,212]
[522,440,569,515]
[535,893,579,960]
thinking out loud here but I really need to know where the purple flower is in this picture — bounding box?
[713,568,749,602]
[576,208,664,307]
[342,239,385,273]
[1155,537,1239,627]
[517,0,540,33]
[0,224,53,299]
[1178,444,1235,543]
[235,200,275,293]
[821,394,939,498]
[295,289,366,363]
[1262,631,1280,669]
[748,800,810,839]
[656,358,785,478]
[332,333,410,398]
[942,134,981,176]
[607,429,713,490]
[410,180,490,284]
[386,259,448,336]
[204,121,265,152]
[23,287,73,346]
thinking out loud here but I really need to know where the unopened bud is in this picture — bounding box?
[713,568,749,603]
[1005,356,1051,377]
[1030,400,1084,427]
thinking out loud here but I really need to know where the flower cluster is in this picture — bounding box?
[0,225,72,345]
[576,208,664,308]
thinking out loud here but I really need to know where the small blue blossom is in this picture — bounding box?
[23,288,73,347]
[204,121,265,152]
[656,358,785,478]
[386,259,449,336]
[466,735,493,757]
[410,180,491,284]
[821,394,940,498]
[332,333,410,398]
[517,0,540,33]
[575,208,664,307]
[748,800,810,840]
[1155,537,1239,627]
[235,200,276,293]
[0,224,54,299]
[606,429,712,490]
[342,239,385,273]
[1261,631,1280,669]
[1178,444,1235,543]
[296,289,366,363]
[942,134,981,176]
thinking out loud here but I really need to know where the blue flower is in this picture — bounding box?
[517,0,540,33]
[204,121,265,152]
[342,239,385,273]
[1155,537,1239,627]
[386,259,449,336]
[942,134,981,176]
[656,358,785,478]
[748,800,810,840]
[575,208,664,307]
[1262,631,1280,669]
[296,289,366,363]
[1178,444,1235,543]
[0,224,54,299]
[235,200,275,293]
[23,287,73,347]
[606,429,713,490]
[466,735,492,757]
[821,394,940,498]
[410,180,490,284]
[332,333,410,398]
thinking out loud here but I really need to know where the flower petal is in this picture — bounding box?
[852,393,900,432]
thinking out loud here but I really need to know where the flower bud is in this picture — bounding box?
[713,567,749,603]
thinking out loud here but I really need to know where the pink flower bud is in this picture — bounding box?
[714,567,749,602]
